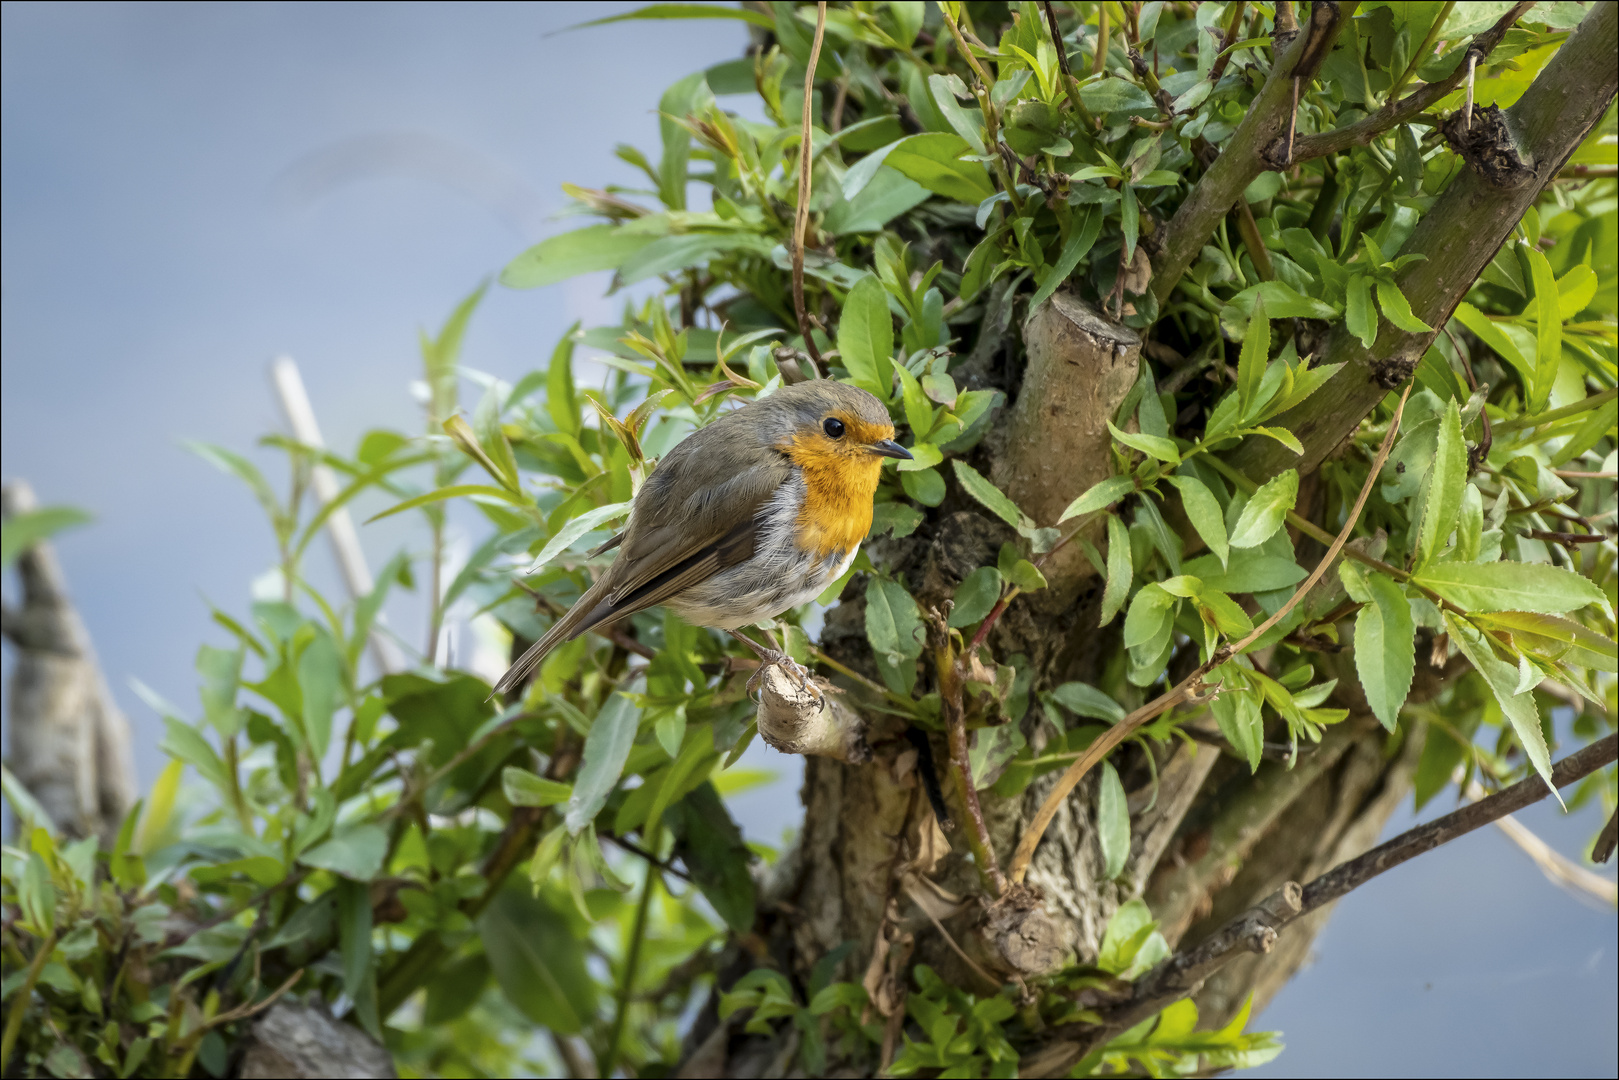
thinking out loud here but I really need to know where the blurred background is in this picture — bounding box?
[2,3,1613,1075]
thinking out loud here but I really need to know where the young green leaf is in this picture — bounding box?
[502,768,573,807]
[565,692,641,834]
[1210,679,1263,771]
[838,274,896,399]
[1526,246,1563,412]
[1237,295,1270,422]
[1168,474,1229,567]
[1049,681,1127,722]
[1412,561,1611,616]
[1106,421,1181,465]
[525,501,633,573]
[0,505,93,570]
[1444,612,1555,795]
[949,566,1002,627]
[1341,563,1415,731]
[1029,206,1103,311]
[1374,279,1433,333]
[1060,475,1135,522]
[1101,514,1133,627]
[1415,398,1466,567]
[951,460,1029,530]
[1228,469,1298,549]
[1098,761,1130,881]
[1346,274,1377,348]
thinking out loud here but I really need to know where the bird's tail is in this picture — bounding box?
[491,576,617,699]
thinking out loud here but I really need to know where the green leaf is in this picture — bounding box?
[366,483,528,523]
[669,783,756,934]
[1416,398,1465,567]
[865,577,924,660]
[823,168,930,235]
[525,501,632,573]
[658,71,711,211]
[900,467,946,507]
[1228,470,1298,549]
[1412,561,1611,616]
[479,886,597,1034]
[196,645,245,739]
[1097,761,1130,881]
[1,765,56,835]
[1346,274,1377,348]
[949,566,1002,627]
[1526,246,1563,412]
[186,442,281,527]
[1341,563,1415,731]
[1123,584,1175,649]
[159,716,230,793]
[0,506,92,569]
[1374,278,1432,332]
[1238,296,1271,422]
[1080,77,1157,113]
[1210,679,1263,771]
[926,73,986,154]
[568,3,775,31]
[502,768,572,807]
[1106,421,1181,465]
[301,823,389,881]
[566,692,642,834]
[1444,612,1554,794]
[951,460,1029,530]
[887,132,997,203]
[1167,474,1228,567]
[619,232,773,284]
[335,879,373,1005]
[838,275,896,399]
[1101,514,1133,627]
[1059,475,1134,523]
[297,630,342,762]
[1029,206,1102,311]
[1049,682,1126,722]
[1454,302,1535,391]
[501,224,660,289]
[547,325,583,437]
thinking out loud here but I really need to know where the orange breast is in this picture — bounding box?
[782,436,883,560]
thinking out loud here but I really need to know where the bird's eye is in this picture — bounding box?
[823,417,846,439]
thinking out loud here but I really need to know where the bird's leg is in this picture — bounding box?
[727,628,821,702]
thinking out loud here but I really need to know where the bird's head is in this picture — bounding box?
[767,380,913,470]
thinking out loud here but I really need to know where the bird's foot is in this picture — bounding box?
[745,650,823,704]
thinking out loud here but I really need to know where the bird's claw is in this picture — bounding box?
[745,651,824,705]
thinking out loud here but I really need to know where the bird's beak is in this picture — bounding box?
[868,439,913,460]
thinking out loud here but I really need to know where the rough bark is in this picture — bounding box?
[2,480,135,843]
[237,1003,396,1079]
[994,292,1140,607]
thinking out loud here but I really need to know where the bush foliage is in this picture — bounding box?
[3,2,1614,1077]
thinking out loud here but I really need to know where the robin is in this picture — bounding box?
[494,379,912,697]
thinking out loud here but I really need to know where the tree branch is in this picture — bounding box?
[1273,2,1536,168]
[1024,734,1617,1076]
[1233,1,1619,481]
[1151,1,1355,305]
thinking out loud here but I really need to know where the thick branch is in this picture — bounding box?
[1234,1,1619,480]
[1151,1,1355,304]
[1273,2,1536,167]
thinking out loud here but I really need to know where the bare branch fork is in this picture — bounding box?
[1022,734,1618,1076]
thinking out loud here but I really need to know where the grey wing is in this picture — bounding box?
[492,449,790,697]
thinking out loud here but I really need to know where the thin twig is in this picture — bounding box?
[1206,1,1248,84]
[1008,385,1414,884]
[1059,733,1619,1065]
[791,2,828,375]
[1467,781,1617,906]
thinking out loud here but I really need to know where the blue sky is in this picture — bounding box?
[2,3,1613,1075]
